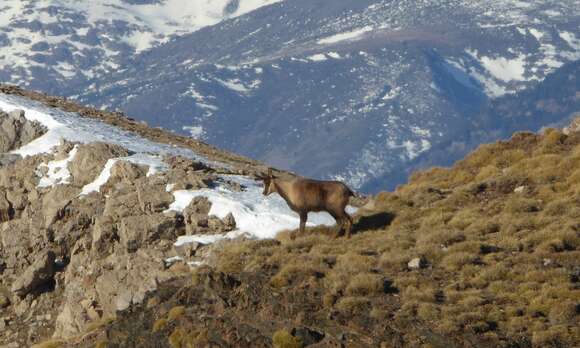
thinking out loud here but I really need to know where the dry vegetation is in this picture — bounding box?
[200,129,579,347]
[61,128,579,347]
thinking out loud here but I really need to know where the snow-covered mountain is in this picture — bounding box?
[1,0,579,192]
[0,0,280,92]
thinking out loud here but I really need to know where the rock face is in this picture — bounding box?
[11,251,56,298]
[0,105,246,346]
[0,109,46,152]
[0,136,226,345]
[183,197,236,235]
[68,142,129,186]
[0,191,13,222]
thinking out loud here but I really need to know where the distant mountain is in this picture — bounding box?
[1,0,579,192]
[0,0,280,92]
[363,59,580,191]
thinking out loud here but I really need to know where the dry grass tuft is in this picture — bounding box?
[152,318,169,333]
[167,306,186,321]
[272,330,303,348]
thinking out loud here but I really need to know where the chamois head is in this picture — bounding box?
[256,168,277,196]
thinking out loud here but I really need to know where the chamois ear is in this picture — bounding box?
[268,168,273,178]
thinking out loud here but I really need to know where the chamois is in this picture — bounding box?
[257,168,355,238]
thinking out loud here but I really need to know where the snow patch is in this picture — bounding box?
[307,53,327,62]
[216,78,260,94]
[37,145,79,188]
[80,158,118,196]
[318,26,373,45]
[183,126,205,139]
[467,49,527,82]
[560,31,580,50]
[387,139,431,160]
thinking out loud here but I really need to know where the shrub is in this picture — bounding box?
[95,341,108,348]
[272,330,303,348]
[30,341,64,348]
[441,252,479,271]
[345,273,383,296]
[335,296,371,314]
[168,327,186,348]
[152,318,168,333]
[167,306,186,321]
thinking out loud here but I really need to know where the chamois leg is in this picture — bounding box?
[330,211,343,238]
[344,213,353,239]
[295,212,307,240]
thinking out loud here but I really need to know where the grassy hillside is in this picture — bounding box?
[62,127,579,347]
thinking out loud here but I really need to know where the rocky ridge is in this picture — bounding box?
[0,102,273,346]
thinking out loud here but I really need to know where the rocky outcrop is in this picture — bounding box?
[68,142,129,186]
[0,109,245,345]
[11,251,56,298]
[183,197,236,235]
[53,247,178,338]
[0,190,13,223]
[0,109,46,153]
[118,213,179,253]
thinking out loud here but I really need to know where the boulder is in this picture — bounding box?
[407,257,427,270]
[0,292,10,308]
[118,213,179,252]
[102,186,140,219]
[208,212,237,233]
[0,109,46,152]
[41,185,79,228]
[0,220,32,273]
[0,190,13,222]
[183,196,211,234]
[0,153,20,167]
[182,197,237,234]
[11,251,56,298]
[54,248,175,338]
[91,216,118,257]
[68,142,129,186]
[135,179,174,214]
[110,160,147,183]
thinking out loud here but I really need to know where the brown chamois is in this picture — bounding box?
[257,168,355,238]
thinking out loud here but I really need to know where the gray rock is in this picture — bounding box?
[0,190,13,223]
[118,213,179,252]
[0,292,10,309]
[11,251,56,298]
[563,116,580,135]
[68,142,129,186]
[173,241,204,259]
[0,109,46,152]
[408,257,427,270]
[0,154,21,167]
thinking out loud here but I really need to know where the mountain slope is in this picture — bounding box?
[75,0,580,191]
[47,110,580,348]
[0,88,353,346]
